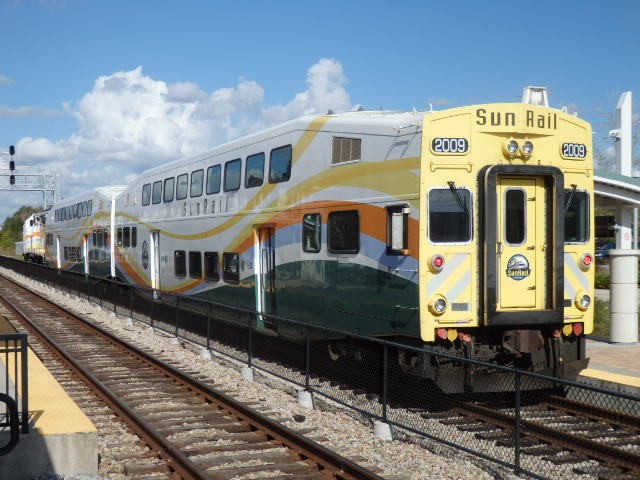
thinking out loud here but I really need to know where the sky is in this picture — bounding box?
[0,0,639,223]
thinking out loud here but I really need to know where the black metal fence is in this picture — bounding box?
[0,332,28,455]
[2,257,639,479]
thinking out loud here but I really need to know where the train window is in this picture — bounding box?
[245,153,265,188]
[176,174,189,200]
[505,189,526,245]
[131,227,137,248]
[174,250,186,277]
[204,252,219,281]
[222,252,239,284]
[224,159,241,192]
[123,227,130,248]
[328,210,359,253]
[164,177,175,202]
[117,228,123,247]
[142,183,151,206]
[564,190,589,243]
[387,205,409,254]
[428,188,472,243]
[332,137,361,165]
[206,165,221,194]
[189,251,202,278]
[302,213,321,253]
[191,169,204,197]
[152,181,162,204]
[269,145,292,183]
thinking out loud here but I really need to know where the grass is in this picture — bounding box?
[592,298,611,338]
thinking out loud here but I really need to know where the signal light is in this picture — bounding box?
[9,160,15,171]
[9,145,14,156]
[9,175,15,186]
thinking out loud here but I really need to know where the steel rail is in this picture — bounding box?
[0,273,384,480]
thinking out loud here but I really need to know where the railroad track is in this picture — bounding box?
[0,273,383,480]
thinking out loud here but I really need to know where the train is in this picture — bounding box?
[22,89,595,391]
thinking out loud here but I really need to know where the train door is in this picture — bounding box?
[255,226,276,329]
[495,175,554,311]
[150,231,160,295]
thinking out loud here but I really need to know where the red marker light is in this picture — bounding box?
[573,323,584,336]
[582,254,593,266]
[430,254,445,272]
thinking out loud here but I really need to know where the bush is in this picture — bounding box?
[592,298,610,338]
[594,273,610,289]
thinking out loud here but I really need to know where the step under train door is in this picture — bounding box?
[483,165,564,325]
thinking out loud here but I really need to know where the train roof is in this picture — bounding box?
[51,185,128,208]
[135,109,428,180]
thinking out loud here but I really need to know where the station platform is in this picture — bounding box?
[0,319,98,478]
[580,337,640,396]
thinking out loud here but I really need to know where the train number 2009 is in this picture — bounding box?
[561,143,587,159]
[431,137,469,154]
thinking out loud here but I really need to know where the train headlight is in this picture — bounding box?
[504,140,519,157]
[574,291,591,311]
[522,141,534,156]
[428,295,448,315]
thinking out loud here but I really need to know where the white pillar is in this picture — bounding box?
[609,249,639,343]
[615,204,633,249]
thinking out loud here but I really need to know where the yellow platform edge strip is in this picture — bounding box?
[582,368,640,388]
[2,348,97,435]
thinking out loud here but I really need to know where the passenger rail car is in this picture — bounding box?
[22,212,47,264]
[44,186,127,278]
[39,98,595,391]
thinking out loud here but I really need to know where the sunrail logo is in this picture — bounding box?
[506,254,531,281]
[475,108,557,130]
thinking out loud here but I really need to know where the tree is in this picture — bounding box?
[0,206,41,255]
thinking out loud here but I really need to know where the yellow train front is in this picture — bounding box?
[415,103,593,392]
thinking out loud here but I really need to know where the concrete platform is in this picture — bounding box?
[0,343,99,479]
[580,337,640,396]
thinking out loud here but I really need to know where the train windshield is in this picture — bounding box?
[428,187,472,243]
[564,190,589,243]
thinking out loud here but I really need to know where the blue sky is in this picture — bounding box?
[0,0,639,222]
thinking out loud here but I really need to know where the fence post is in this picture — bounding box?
[514,371,521,474]
[247,313,253,369]
[174,296,180,338]
[20,335,28,434]
[305,326,311,390]
[382,341,388,421]
[206,303,211,351]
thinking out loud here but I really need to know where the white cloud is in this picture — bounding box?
[0,74,14,85]
[12,59,352,207]
[0,105,63,118]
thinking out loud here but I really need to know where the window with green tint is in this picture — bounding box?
[224,159,241,191]
[204,251,219,281]
[176,174,188,200]
[142,184,151,206]
[303,213,321,252]
[152,181,162,204]
[269,145,292,183]
[190,169,204,197]
[428,188,472,243]
[564,190,589,242]
[206,165,221,194]
[174,250,186,277]
[245,152,265,188]
[222,252,239,284]
[328,210,359,253]
[505,189,526,245]
[163,177,175,202]
[189,251,202,278]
